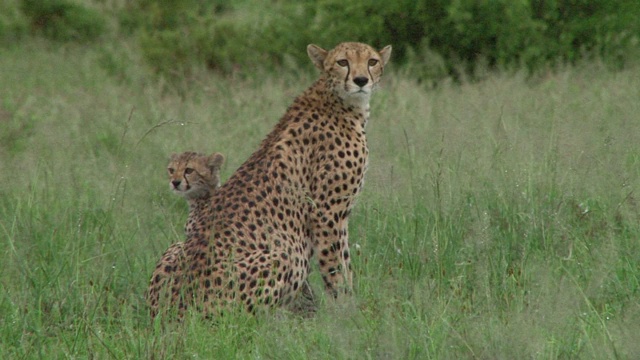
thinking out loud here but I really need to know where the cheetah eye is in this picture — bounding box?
[167,168,175,174]
[185,168,194,175]
[368,59,379,66]
[337,59,349,67]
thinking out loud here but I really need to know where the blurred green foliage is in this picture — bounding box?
[4,0,640,80]
[0,0,28,44]
[21,0,106,42]
[124,0,640,80]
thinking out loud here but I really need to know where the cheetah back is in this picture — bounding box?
[179,42,392,314]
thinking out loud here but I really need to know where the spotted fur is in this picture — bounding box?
[146,151,224,317]
[151,42,391,317]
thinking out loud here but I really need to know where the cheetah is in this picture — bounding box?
[167,151,225,238]
[146,151,224,317]
[158,42,391,316]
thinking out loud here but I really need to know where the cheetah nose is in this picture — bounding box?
[171,180,181,188]
[353,76,369,87]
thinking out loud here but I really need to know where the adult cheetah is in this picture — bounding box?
[146,151,224,317]
[162,42,391,316]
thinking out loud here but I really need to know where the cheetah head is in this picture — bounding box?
[307,42,391,107]
[167,151,225,199]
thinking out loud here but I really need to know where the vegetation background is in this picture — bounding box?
[1,0,639,358]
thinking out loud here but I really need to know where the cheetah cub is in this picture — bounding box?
[146,151,224,318]
[167,151,225,238]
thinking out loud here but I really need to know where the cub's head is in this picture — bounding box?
[167,151,225,200]
[307,42,391,106]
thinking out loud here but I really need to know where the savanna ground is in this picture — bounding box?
[1,40,639,359]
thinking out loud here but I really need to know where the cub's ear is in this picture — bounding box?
[307,44,328,70]
[208,152,225,168]
[379,45,392,67]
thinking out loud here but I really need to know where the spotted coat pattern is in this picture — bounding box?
[150,42,391,317]
[146,152,224,317]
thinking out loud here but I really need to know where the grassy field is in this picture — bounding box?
[1,40,639,359]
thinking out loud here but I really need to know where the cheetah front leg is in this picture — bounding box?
[312,214,353,297]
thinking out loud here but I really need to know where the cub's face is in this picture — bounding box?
[307,42,392,105]
[167,152,225,200]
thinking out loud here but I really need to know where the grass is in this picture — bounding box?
[1,40,639,359]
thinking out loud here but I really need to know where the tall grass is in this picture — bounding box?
[1,41,639,358]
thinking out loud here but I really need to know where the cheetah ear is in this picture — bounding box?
[379,45,392,67]
[208,152,225,168]
[307,44,328,70]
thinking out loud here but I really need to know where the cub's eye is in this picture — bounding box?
[167,168,175,174]
[368,59,379,66]
[337,59,349,67]
[185,168,194,175]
